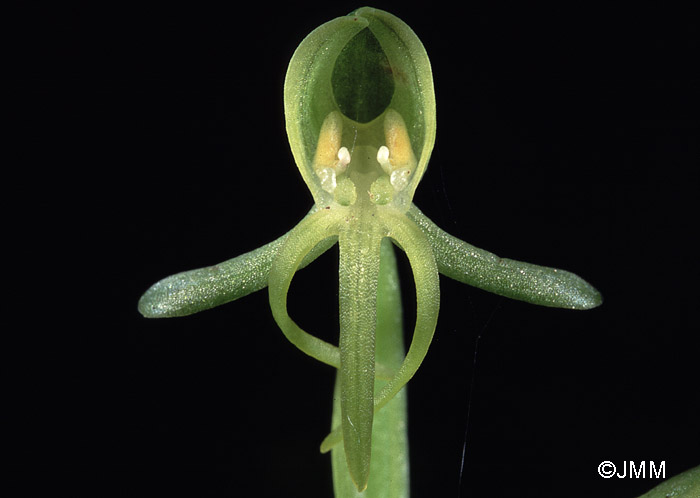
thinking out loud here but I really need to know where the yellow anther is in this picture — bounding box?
[376,109,416,191]
[383,109,415,168]
[314,111,352,193]
[314,111,344,169]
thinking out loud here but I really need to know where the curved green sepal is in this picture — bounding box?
[138,209,336,318]
[268,210,342,366]
[375,209,440,409]
[408,205,602,310]
[355,8,436,209]
[284,14,367,206]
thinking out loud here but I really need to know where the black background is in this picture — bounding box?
[11,2,698,497]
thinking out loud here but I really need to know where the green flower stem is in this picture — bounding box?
[332,239,409,498]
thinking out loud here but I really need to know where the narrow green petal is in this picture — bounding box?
[374,210,440,412]
[407,205,602,310]
[138,208,335,318]
[268,210,342,368]
[337,221,384,491]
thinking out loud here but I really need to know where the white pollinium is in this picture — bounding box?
[337,146,351,174]
[377,145,391,175]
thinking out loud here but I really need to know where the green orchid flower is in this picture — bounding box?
[138,7,601,492]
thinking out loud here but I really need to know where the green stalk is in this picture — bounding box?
[331,238,409,497]
[637,464,700,498]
